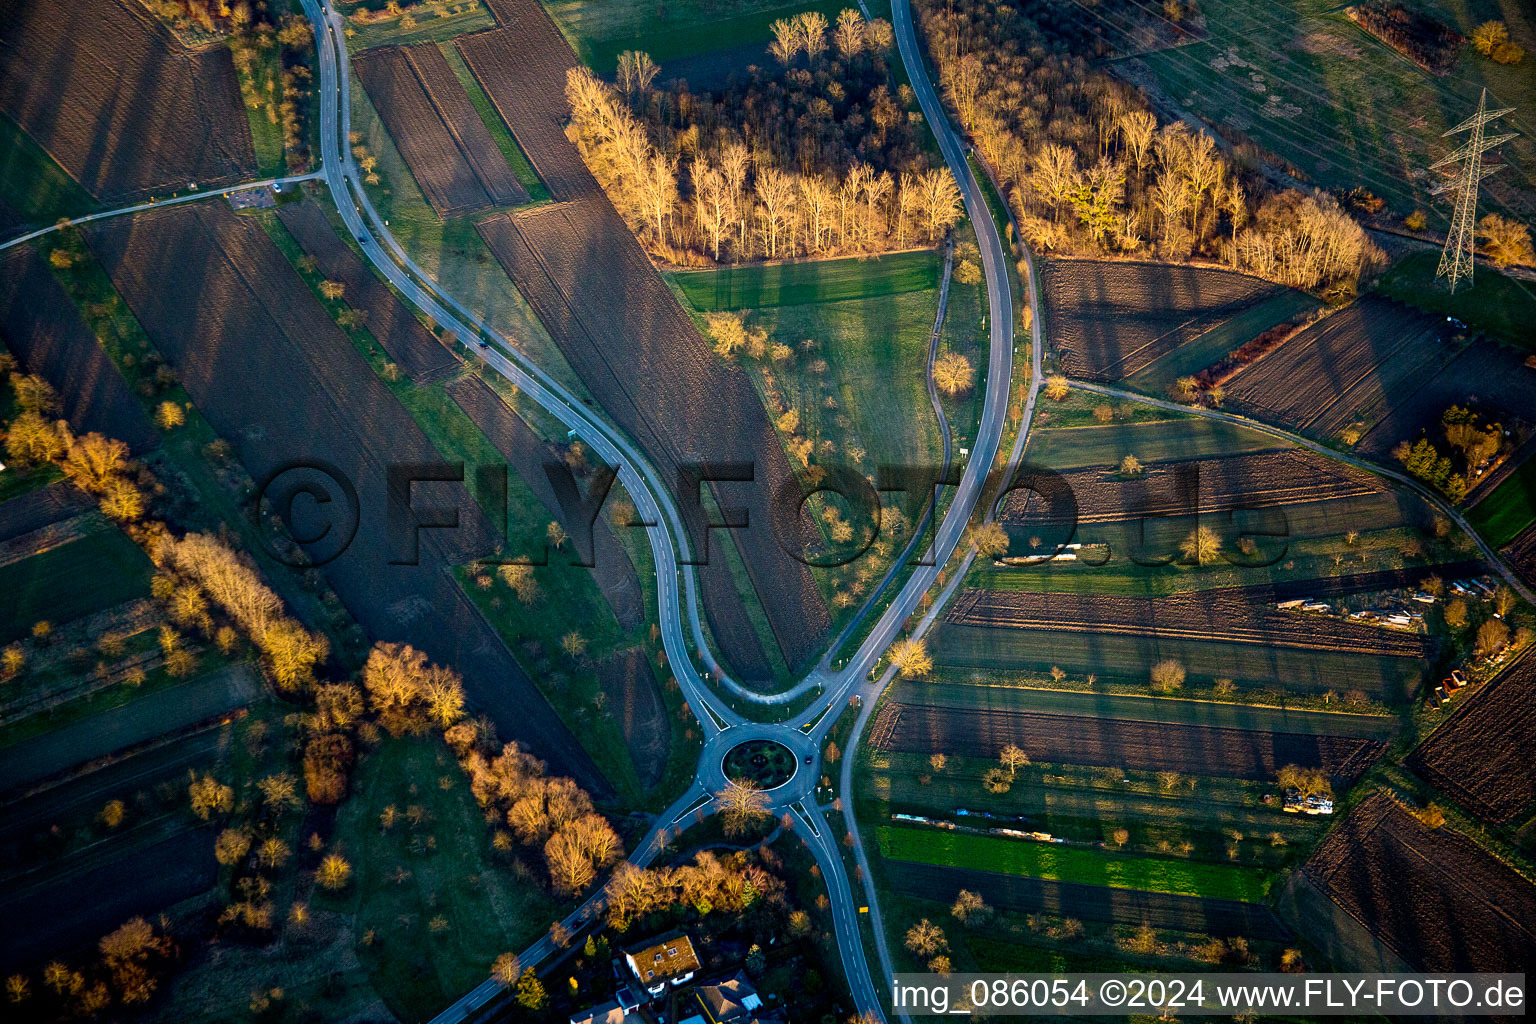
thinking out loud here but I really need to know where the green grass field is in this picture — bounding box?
[348,1,497,50]
[876,825,1269,901]
[1025,416,1289,469]
[0,113,96,229]
[1375,252,1536,352]
[323,735,556,1022]
[0,522,152,643]
[545,0,845,71]
[892,679,1399,737]
[1135,0,1536,219]
[673,249,941,310]
[1467,451,1536,547]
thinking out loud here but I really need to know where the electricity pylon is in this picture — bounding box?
[1430,88,1517,294]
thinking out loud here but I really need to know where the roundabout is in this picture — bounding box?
[723,738,797,790]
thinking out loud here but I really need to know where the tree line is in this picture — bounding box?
[919,0,1382,292]
[565,7,966,264]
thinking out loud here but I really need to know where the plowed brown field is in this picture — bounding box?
[276,198,456,382]
[1303,793,1536,973]
[458,0,831,676]
[884,860,1288,939]
[84,203,605,792]
[1001,448,1383,526]
[0,246,155,452]
[0,0,254,202]
[1223,298,1454,439]
[868,703,1384,783]
[445,374,643,630]
[1507,525,1536,589]
[946,588,1431,657]
[354,43,526,218]
[1043,259,1287,380]
[1408,650,1536,823]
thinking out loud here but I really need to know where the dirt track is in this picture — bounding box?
[276,197,457,382]
[0,246,156,453]
[1409,651,1536,823]
[456,6,832,678]
[84,203,606,793]
[353,43,525,218]
[883,860,1288,939]
[1303,793,1536,973]
[0,0,254,202]
[869,702,1383,783]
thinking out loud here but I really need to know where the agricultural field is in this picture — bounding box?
[0,246,157,453]
[669,235,978,639]
[0,0,255,203]
[84,201,605,791]
[275,199,458,383]
[929,623,1427,700]
[883,861,1288,940]
[673,250,941,310]
[876,825,1269,902]
[476,198,831,679]
[869,695,1385,784]
[1128,0,1536,220]
[0,518,152,646]
[1467,448,1536,550]
[538,0,845,72]
[1375,251,1536,351]
[353,43,528,218]
[1025,413,1289,470]
[343,0,498,51]
[1408,650,1536,824]
[1222,295,1536,457]
[944,588,1432,658]
[0,112,98,235]
[1042,258,1318,391]
[1301,792,1536,973]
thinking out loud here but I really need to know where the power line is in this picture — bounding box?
[1429,88,1517,294]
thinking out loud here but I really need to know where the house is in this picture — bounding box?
[679,970,785,1024]
[569,999,643,1024]
[624,931,701,997]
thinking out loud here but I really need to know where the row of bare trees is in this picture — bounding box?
[921,0,1380,289]
[567,66,964,262]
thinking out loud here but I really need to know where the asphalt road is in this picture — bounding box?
[295,0,1023,1017]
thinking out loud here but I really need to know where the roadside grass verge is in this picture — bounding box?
[0,521,151,644]
[1375,252,1536,352]
[0,113,96,228]
[875,825,1270,901]
[321,734,556,1022]
[672,249,940,310]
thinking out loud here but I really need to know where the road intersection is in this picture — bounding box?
[296,0,1035,1018]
